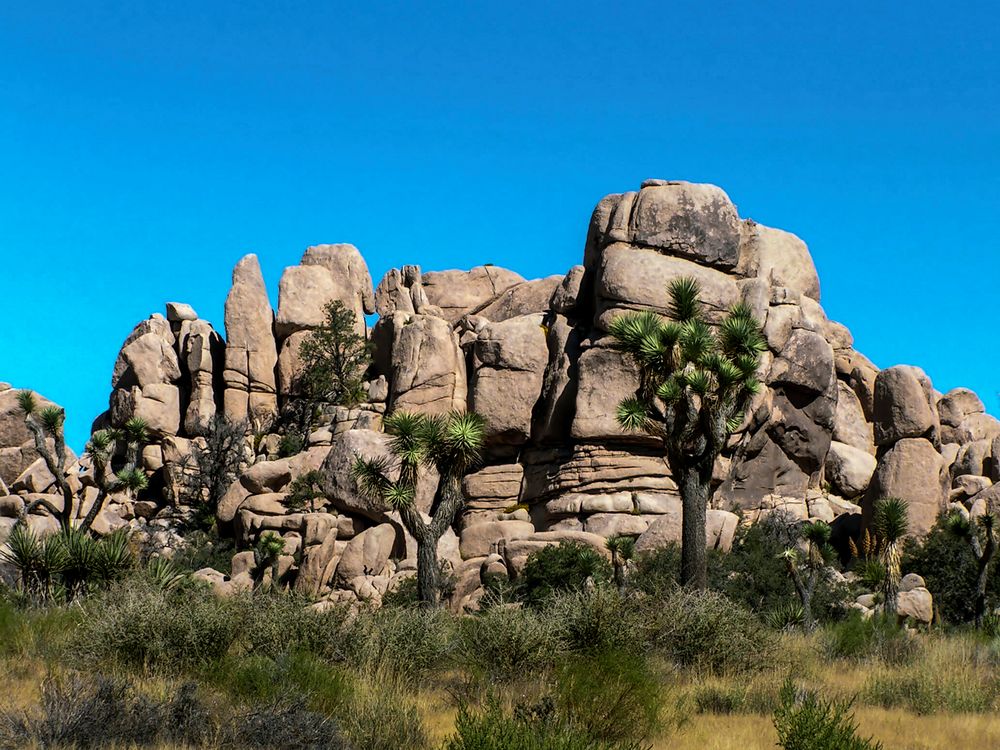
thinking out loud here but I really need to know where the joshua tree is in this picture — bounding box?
[17,391,147,532]
[946,506,998,629]
[606,534,635,594]
[16,391,75,527]
[353,410,485,607]
[287,300,372,443]
[870,496,909,617]
[610,277,765,589]
[781,520,836,631]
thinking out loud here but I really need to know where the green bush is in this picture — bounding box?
[543,586,643,655]
[346,605,457,681]
[442,700,643,750]
[71,581,240,671]
[554,651,662,745]
[459,604,565,679]
[902,514,1000,625]
[644,587,776,674]
[773,680,882,750]
[171,529,236,575]
[822,611,918,665]
[515,542,612,608]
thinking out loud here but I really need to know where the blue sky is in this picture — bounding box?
[1,1,997,450]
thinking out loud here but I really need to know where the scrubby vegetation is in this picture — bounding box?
[5,526,1000,750]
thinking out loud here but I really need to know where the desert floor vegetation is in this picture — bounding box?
[4,549,1000,750]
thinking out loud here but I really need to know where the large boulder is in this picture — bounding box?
[608,181,742,270]
[872,366,937,446]
[274,264,341,340]
[532,316,581,443]
[593,243,740,331]
[864,438,946,536]
[334,523,397,581]
[747,224,820,300]
[570,340,645,442]
[832,381,875,454]
[299,244,376,327]
[110,316,178,389]
[179,319,223,435]
[222,254,278,421]
[420,266,525,324]
[470,314,549,447]
[387,313,467,415]
[825,441,877,499]
[472,276,563,322]
[635,508,739,553]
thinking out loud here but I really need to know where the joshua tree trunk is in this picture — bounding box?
[675,459,712,590]
[783,556,816,632]
[399,476,465,607]
[24,416,73,528]
[970,524,997,630]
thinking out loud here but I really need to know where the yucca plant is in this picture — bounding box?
[605,535,635,593]
[353,410,486,606]
[781,520,836,631]
[610,277,765,588]
[945,507,998,629]
[253,531,286,589]
[145,556,187,592]
[93,529,136,585]
[870,497,909,618]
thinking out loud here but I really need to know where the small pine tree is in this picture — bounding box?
[180,415,251,525]
[288,300,372,443]
[610,277,766,589]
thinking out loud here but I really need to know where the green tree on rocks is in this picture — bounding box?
[945,506,998,629]
[352,410,485,607]
[609,277,766,589]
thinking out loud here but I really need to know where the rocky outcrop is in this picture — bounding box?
[4,177,995,611]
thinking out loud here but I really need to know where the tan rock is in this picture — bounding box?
[459,520,535,559]
[873,366,936,446]
[825,441,877,498]
[420,266,526,323]
[749,224,820,300]
[388,313,467,415]
[833,381,875,453]
[470,314,549,446]
[334,523,397,581]
[864,438,945,536]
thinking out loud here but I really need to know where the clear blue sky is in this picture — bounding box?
[1,1,997,450]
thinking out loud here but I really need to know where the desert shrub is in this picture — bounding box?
[210,650,350,716]
[443,699,643,750]
[346,605,457,680]
[516,542,613,608]
[631,542,682,594]
[543,586,644,655]
[338,680,430,750]
[772,680,882,750]
[554,651,662,744]
[72,581,242,672]
[459,603,565,678]
[644,587,776,674]
[902,514,1000,625]
[0,672,212,748]
[692,683,748,714]
[238,592,350,661]
[822,611,918,665]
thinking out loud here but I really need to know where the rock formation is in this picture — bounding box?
[2,179,997,611]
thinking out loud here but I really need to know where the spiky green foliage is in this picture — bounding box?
[871,497,909,617]
[39,406,64,433]
[115,467,149,493]
[610,276,765,588]
[944,507,999,629]
[16,390,36,415]
[352,410,486,606]
[782,520,837,632]
[285,470,326,513]
[144,556,187,592]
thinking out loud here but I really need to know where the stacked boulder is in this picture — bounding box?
[3,179,997,612]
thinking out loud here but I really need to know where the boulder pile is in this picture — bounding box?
[2,180,997,611]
